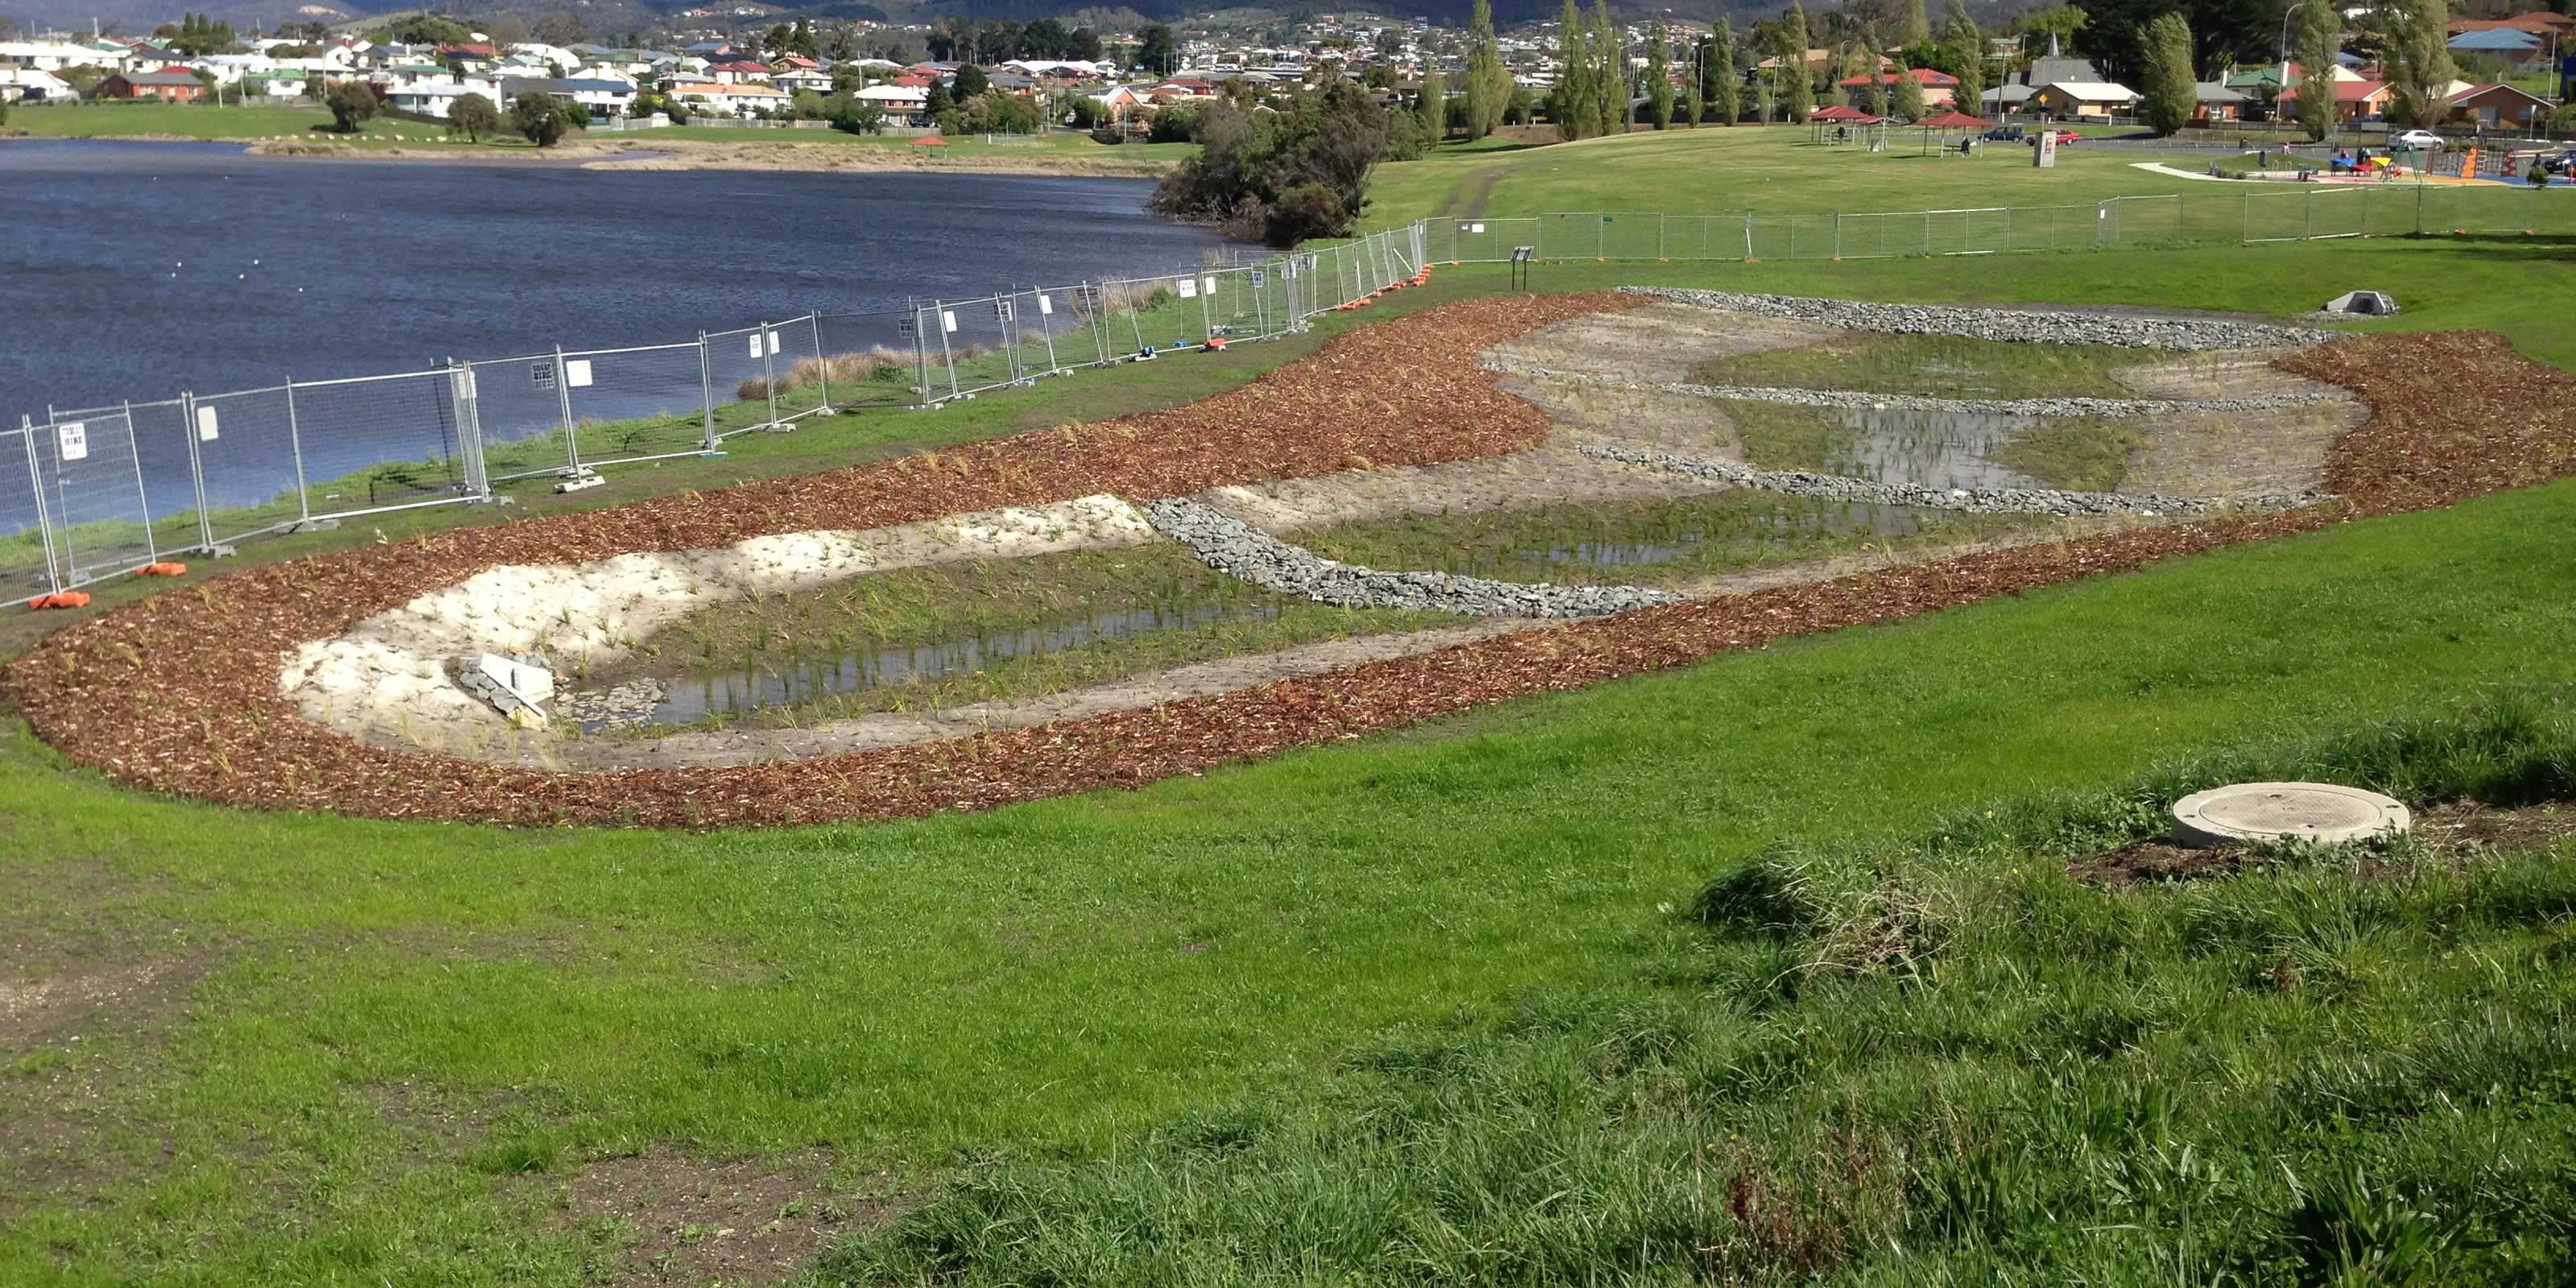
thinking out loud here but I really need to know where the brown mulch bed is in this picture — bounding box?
[6,310,2575,828]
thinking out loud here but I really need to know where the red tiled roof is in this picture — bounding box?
[1835,67,1958,89]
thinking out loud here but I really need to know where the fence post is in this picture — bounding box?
[1834,213,1843,258]
[1197,273,1215,344]
[2416,182,2425,236]
[935,299,964,400]
[456,361,490,500]
[760,324,781,427]
[19,417,63,598]
[283,378,312,525]
[178,392,214,555]
[811,312,832,411]
[118,402,159,566]
[1744,212,1753,259]
[1038,291,1061,373]
[553,345,580,474]
[696,333,720,449]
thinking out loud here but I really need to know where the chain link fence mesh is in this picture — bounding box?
[37,408,157,588]
[0,423,61,605]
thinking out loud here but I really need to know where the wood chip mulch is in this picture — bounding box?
[6,312,2572,831]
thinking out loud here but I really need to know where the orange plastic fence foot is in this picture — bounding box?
[135,561,187,576]
[30,592,90,610]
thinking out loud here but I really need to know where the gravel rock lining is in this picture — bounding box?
[1577,441,2331,518]
[1626,287,2326,350]
[1144,497,1682,618]
[1480,357,2345,418]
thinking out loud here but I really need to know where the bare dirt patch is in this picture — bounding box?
[2111,348,2351,401]
[554,1146,902,1286]
[1491,375,1745,455]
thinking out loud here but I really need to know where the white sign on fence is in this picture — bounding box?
[941,310,958,332]
[195,406,219,442]
[749,334,763,360]
[767,330,781,356]
[1201,276,1217,295]
[1178,279,1199,299]
[565,359,593,388]
[1037,295,1054,316]
[56,422,86,463]
[1471,222,1486,233]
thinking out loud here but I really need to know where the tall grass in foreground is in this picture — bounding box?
[832,691,2576,1286]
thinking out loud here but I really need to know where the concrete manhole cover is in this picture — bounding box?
[2170,782,2410,849]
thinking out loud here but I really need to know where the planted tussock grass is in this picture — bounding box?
[1292,490,2050,588]
[844,691,2576,1286]
[1690,331,2157,400]
[577,540,1463,734]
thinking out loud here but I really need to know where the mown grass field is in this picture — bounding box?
[6,129,2576,1283]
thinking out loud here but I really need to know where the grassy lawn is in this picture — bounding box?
[8,131,2576,1279]
[1364,125,2234,229]
[7,101,456,143]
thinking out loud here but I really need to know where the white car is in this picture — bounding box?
[2393,129,2445,151]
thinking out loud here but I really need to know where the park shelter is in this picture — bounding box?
[1913,109,1990,154]
[1810,103,1879,143]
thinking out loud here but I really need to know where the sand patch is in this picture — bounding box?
[1198,439,1732,534]
[283,496,1153,754]
[1480,301,1841,384]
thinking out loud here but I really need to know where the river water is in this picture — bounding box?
[0,139,1239,418]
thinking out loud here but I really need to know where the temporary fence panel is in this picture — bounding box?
[2306,188,2367,240]
[284,369,482,521]
[815,308,926,409]
[704,323,780,438]
[1599,212,1662,260]
[0,424,62,605]
[942,294,1028,397]
[2242,189,2315,243]
[1029,283,1108,369]
[567,341,716,469]
[37,408,158,588]
[472,352,582,483]
[767,316,831,423]
[56,398,205,559]
[1535,212,1598,260]
[190,384,306,545]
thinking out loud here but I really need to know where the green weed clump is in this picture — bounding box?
[834,690,2576,1286]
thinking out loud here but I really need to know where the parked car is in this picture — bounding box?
[2029,127,2079,146]
[2392,129,2446,151]
[1981,125,2025,142]
[2543,151,2576,177]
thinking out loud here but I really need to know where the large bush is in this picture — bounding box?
[1147,78,1393,247]
[325,80,378,133]
[509,91,588,147]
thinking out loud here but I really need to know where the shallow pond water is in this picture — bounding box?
[1823,408,2052,491]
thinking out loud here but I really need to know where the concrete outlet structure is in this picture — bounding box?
[2170,782,2412,848]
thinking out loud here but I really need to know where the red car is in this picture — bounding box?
[2030,128,2079,146]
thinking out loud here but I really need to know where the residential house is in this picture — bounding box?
[0,67,75,101]
[856,80,928,121]
[2026,80,2140,118]
[2278,78,2392,122]
[438,43,500,72]
[1837,67,1959,108]
[502,76,637,118]
[772,67,833,93]
[375,65,501,117]
[2446,81,2554,128]
[239,67,308,98]
[704,57,773,85]
[682,80,791,116]
[0,40,106,70]
[99,68,206,101]
[1088,82,1148,124]
[2448,11,2576,38]
[2190,81,2248,122]
[2447,28,2549,67]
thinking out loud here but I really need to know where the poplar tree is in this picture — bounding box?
[1645,17,1674,126]
[1462,0,1512,138]
[1780,2,1814,123]
[2386,0,2456,128]
[1591,0,1624,137]
[1556,0,1591,139]
[2293,0,2338,142]
[2137,11,2195,136]
[1710,19,1740,125]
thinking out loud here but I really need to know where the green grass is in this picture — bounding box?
[8,134,2576,1279]
[1293,491,2042,588]
[1991,416,2148,492]
[8,100,459,144]
[7,475,2574,1281]
[840,694,2576,1285]
[582,542,1459,733]
[1690,332,2155,399]
[1364,126,2237,229]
